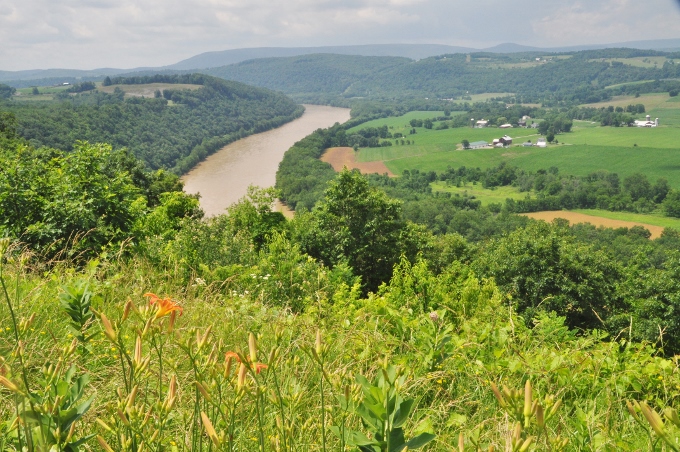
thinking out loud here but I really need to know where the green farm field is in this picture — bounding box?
[351,102,680,185]
[588,56,674,68]
[431,181,528,204]
[580,92,672,112]
[348,110,454,131]
[99,82,202,98]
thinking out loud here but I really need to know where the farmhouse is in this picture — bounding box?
[468,140,489,149]
[491,135,513,147]
[536,138,547,148]
[522,141,533,147]
[634,115,659,127]
[475,120,489,128]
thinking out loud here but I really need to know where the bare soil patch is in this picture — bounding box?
[321,147,395,176]
[522,211,664,239]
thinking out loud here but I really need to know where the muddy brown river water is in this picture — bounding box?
[181,105,351,216]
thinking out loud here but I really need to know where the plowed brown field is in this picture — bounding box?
[321,147,395,176]
[522,211,664,239]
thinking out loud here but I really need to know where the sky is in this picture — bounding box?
[1,0,680,71]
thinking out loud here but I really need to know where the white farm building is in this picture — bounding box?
[635,115,659,127]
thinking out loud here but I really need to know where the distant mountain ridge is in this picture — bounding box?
[2,38,680,83]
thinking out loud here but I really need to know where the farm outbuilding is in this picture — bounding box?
[469,140,489,149]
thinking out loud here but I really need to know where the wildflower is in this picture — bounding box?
[429,311,439,322]
[254,362,268,374]
[225,351,241,363]
[144,292,183,319]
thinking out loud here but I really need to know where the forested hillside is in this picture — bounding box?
[206,49,680,105]
[0,74,302,173]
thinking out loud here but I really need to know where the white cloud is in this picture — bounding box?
[0,0,679,70]
[532,0,680,45]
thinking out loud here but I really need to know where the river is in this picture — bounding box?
[181,105,351,217]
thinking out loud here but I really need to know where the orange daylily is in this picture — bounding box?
[144,292,183,319]
[225,351,241,363]
[224,351,267,374]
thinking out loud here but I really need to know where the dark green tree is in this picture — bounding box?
[473,221,623,330]
[298,169,423,293]
[0,83,15,99]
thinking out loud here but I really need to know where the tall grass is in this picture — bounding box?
[2,244,680,450]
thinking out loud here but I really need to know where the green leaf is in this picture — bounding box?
[405,432,436,449]
[387,427,406,452]
[392,399,414,428]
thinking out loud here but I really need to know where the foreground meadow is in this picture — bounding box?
[3,231,680,451]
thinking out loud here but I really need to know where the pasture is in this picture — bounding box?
[347,110,452,132]
[98,82,202,98]
[580,92,672,112]
[349,101,680,186]
[588,56,673,68]
[431,181,527,205]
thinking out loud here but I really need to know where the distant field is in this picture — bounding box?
[13,85,68,102]
[12,95,55,102]
[562,126,679,148]
[587,56,673,68]
[465,93,514,102]
[572,209,680,230]
[523,211,667,239]
[348,111,450,132]
[98,83,202,98]
[348,101,680,186]
[382,144,680,187]
[431,181,527,204]
[580,93,672,112]
[16,85,69,95]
